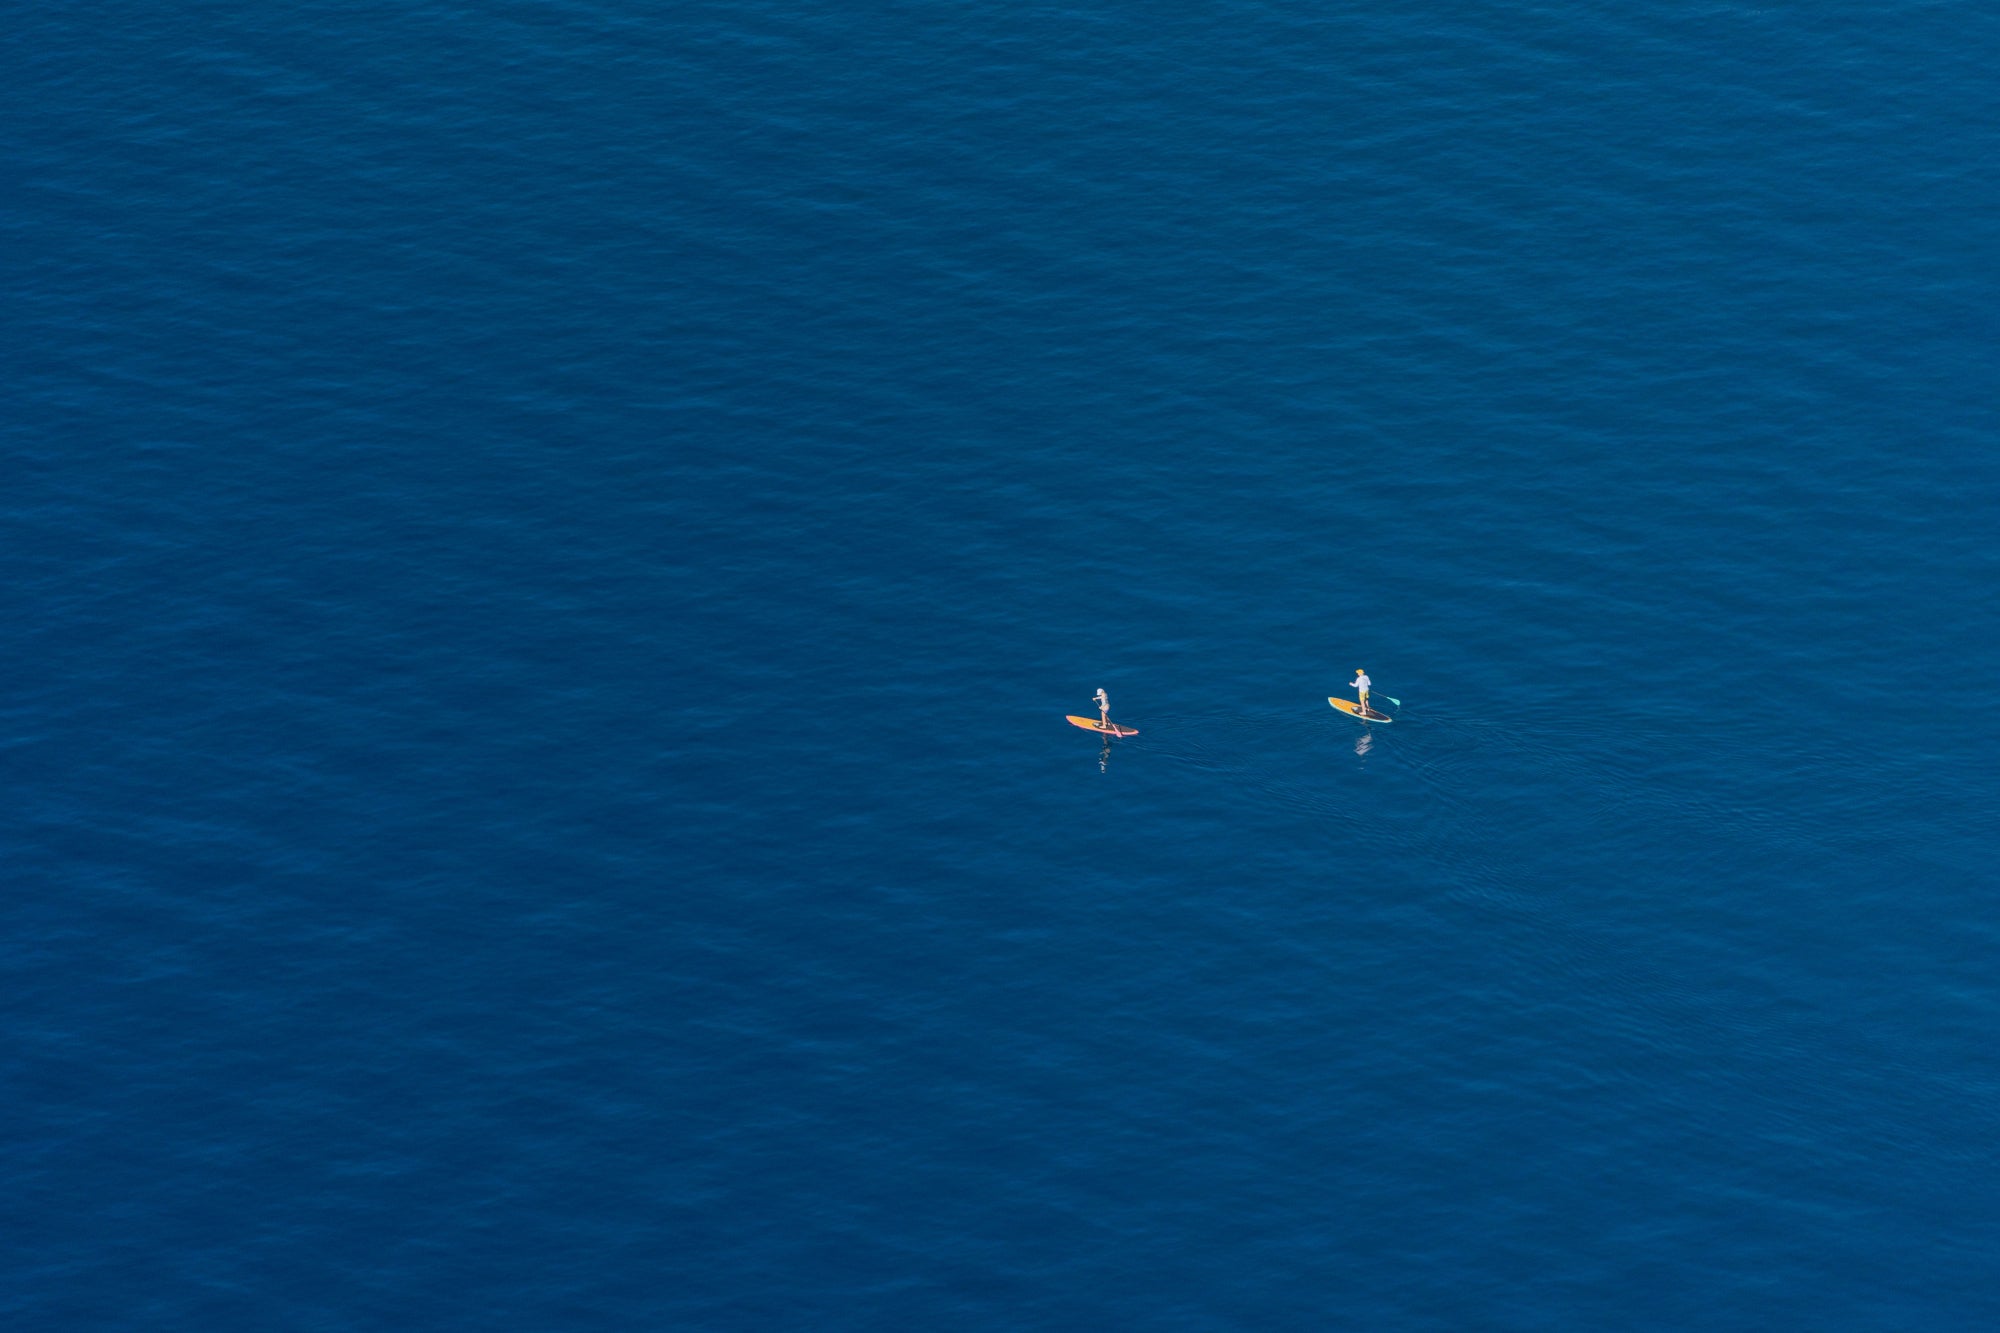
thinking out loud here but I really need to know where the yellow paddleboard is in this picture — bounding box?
[1066,715,1138,737]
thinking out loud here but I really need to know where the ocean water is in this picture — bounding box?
[9,0,1999,1328]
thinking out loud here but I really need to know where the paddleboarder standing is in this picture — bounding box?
[1093,688,1111,730]
[1350,669,1372,716]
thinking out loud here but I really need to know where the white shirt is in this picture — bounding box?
[1351,673,1370,691]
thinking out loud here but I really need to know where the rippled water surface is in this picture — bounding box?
[10,1,1999,1328]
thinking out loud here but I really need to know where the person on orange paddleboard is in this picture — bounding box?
[1093,688,1111,728]
[1349,669,1372,715]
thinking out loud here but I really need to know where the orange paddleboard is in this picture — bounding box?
[1328,698,1392,723]
[1066,715,1138,737]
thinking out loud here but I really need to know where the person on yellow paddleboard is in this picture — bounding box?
[1349,669,1372,715]
[1093,688,1111,729]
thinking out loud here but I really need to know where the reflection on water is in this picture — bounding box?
[1355,730,1373,759]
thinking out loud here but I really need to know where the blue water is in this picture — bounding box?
[9,1,1999,1327]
